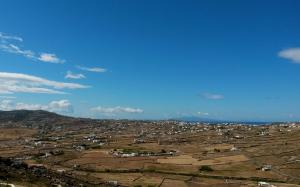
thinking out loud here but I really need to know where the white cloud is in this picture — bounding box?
[197,112,209,116]
[0,32,23,42]
[0,44,35,58]
[0,96,16,99]
[0,72,89,95]
[202,93,224,100]
[48,100,73,113]
[38,53,65,64]
[278,48,300,63]
[15,102,48,111]
[0,99,73,113]
[0,100,14,111]
[77,65,107,73]
[0,32,64,64]
[65,71,86,79]
[91,106,143,114]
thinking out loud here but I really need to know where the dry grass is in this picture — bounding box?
[0,128,37,140]
[90,173,142,186]
[161,179,188,187]
[157,154,249,166]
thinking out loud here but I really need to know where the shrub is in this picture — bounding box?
[199,165,213,172]
[145,167,156,172]
[214,148,221,152]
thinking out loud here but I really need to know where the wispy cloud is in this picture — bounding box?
[15,102,48,111]
[0,96,16,99]
[0,44,35,58]
[197,111,209,115]
[65,71,86,79]
[202,93,224,100]
[0,32,65,64]
[288,113,294,118]
[0,72,89,95]
[0,99,73,113]
[278,48,300,63]
[77,65,107,73]
[38,53,65,64]
[0,32,23,42]
[0,100,14,111]
[91,106,143,115]
[47,100,73,113]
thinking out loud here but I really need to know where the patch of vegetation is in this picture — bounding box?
[89,145,102,149]
[32,156,43,164]
[144,167,156,172]
[120,148,156,155]
[199,165,214,172]
[122,148,141,153]
[214,148,221,152]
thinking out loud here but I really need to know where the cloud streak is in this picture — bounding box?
[197,111,209,115]
[202,93,224,100]
[91,106,143,114]
[0,99,73,113]
[0,32,65,63]
[0,44,35,58]
[0,100,14,111]
[65,71,86,79]
[0,32,23,42]
[278,48,300,63]
[0,72,89,95]
[77,65,107,73]
[38,53,65,64]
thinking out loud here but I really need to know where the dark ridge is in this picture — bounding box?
[0,110,66,122]
[0,110,78,131]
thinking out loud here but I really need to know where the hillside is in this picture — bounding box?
[0,110,79,131]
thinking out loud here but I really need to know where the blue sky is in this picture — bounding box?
[0,0,300,121]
